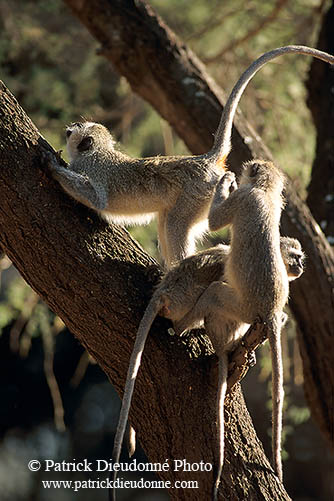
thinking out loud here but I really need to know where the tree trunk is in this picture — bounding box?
[0,82,290,499]
[306,3,334,242]
[304,2,334,448]
[64,0,334,447]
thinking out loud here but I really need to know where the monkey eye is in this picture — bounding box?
[66,129,72,138]
[77,136,93,152]
[249,163,259,177]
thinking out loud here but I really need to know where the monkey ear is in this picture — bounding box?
[77,136,93,152]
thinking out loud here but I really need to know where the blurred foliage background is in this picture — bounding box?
[0,0,333,500]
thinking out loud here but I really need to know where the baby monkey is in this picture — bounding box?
[111,233,304,500]
[46,46,334,269]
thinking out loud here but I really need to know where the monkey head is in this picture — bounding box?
[240,159,285,192]
[66,122,115,162]
[280,236,305,281]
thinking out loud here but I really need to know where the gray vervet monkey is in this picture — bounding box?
[48,123,226,270]
[181,212,304,501]
[46,47,334,270]
[112,235,304,500]
[107,45,331,500]
[175,162,290,493]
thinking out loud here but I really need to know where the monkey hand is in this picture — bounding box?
[41,149,68,172]
[212,171,237,206]
[221,171,238,192]
[247,350,257,367]
[42,150,107,210]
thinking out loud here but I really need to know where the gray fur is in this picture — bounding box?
[47,47,333,269]
[176,162,289,495]
[112,233,304,501]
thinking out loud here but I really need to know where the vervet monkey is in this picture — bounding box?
[48,121,225,269]
[196,236,304,501]
[111,234,305,500]
[175,162,291,493]
[107,45,330,500]
[46,47,334,269]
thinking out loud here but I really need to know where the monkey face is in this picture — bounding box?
[287,250,305,280]
[65,122,114,162]
[280,236,305,281]
[65,122,90,161]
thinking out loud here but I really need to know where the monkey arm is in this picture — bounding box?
[208,174,242,231]
[46,153,108,210]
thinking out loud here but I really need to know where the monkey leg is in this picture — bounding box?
[174,281,252,336]
[157,211,171,268]
[206,316,247,356]
[164,204,199,267]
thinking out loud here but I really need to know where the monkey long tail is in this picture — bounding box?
[267,314,284,482]
[110,296,162,501]
[210,45,334,163]
[213,352,228,501]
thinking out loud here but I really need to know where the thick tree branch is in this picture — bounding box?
[63,0,334,446]
[306,3,334,240]
[0,82,290,499]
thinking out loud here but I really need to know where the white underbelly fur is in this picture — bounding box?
[100,210,156,226]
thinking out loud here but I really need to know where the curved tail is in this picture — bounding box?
[110,295,162,501]
[209,45,334,163]
[267,313,284,482]
[213,352,228,501]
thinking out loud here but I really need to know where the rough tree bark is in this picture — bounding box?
[306,3,334,241]
[63,0,334,446]
[304,3,334,446]
[0,84,290,499]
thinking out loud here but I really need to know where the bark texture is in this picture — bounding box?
[306,3,334,240]
[0,83,291,499]
[64,0,334,446]
[304,2,334,447]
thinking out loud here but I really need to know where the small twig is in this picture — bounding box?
[186,3,239,41]
[39,305,66,432]
[9,291,39,353]
[70,350,91,388]
[290,0,326,44]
